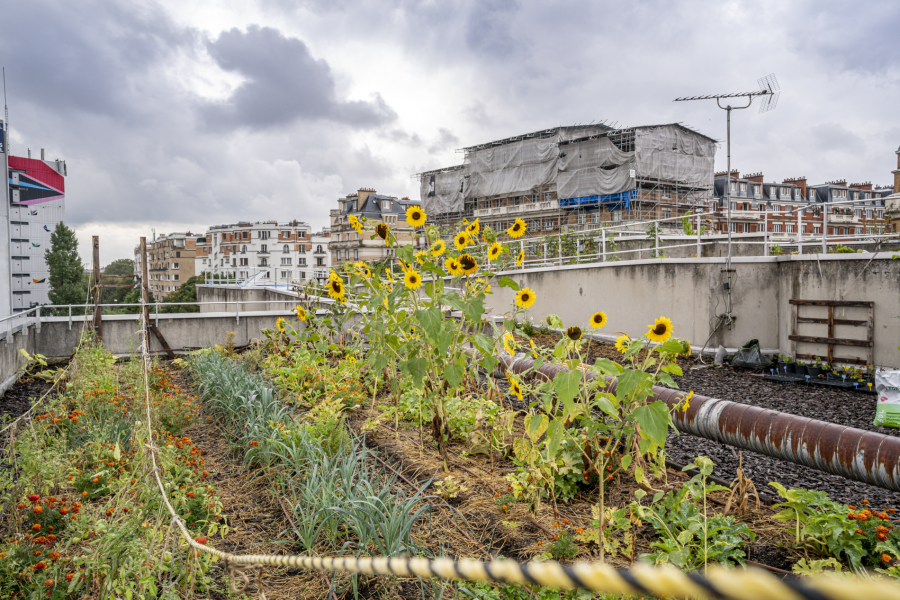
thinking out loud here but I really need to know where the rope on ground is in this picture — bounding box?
[132,295,900,600]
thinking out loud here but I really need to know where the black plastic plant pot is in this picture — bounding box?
[827,372,839,380]
[807,366,822,377]
[783,363,796,374]
[795,365,808,375]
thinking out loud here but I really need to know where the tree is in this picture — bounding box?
[101,258,135,305]
[116,286,155,314]
[161,275,202,313]
[45,222,87,312]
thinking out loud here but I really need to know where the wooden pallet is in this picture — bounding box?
[788,299,874,366]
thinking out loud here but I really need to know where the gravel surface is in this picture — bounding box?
[1,378,54,425]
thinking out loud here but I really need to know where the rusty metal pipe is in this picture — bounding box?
[496,354,900,493]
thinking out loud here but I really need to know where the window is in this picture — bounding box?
[316,257,324,266]
[769,187,776,197]
[544,220,554,230]
[754,184,762,197]
[730,202,736,210]
[383,200,391,210]
[282,231,290,238]
[852,192,859,200]
[729,182,736,192]
[174,274,180,281]
[877,210,883,219]
[242,245,247,253]
[240,258,248,266]
[283,244,289,253]
[316,245,323,253]
[866,209,873,219]
[787,224,795,233]
[299,257,306,265]
[281,271,290,278]
[838,227,844,235]
[773,224,782,233]
[298,245,306,253]
[814,226,821,234]
[260,244,267,253]
[612,211,622,222]
[175,251,181,258]
[663,210,671,220]
[544,192,552,202]
[855,209,862,217]
[729,222,736,232]
[808,189,815,200]
[202,258,207,265]
[354,250,359,260]
[281,257,291,265]
[742,223,750,233]
[299,231,306,238]
[577,213,586,225]
[172,263,179,269]
[739,182,747,192]
[259,230,270,240]
[591,213,601,224]
[260,258,268,266]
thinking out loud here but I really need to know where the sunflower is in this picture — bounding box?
[589,312,607,329]
[375,223,390,245]
[404,269,423,290]
[327,279,345,300]
[487,243,502,261]
[507,218,526,239]
[430,240,446,258]
[506,372,523,402]
[276,317,286,333]
[348,214,363,234]
[516,248,524,266]
[453,231,469,251]
[405,206,427,228]
[458,253,478,276]
[445,257,461,276]
[646,316,674,343]
[515,287,536,309]
[529,338,538,358]
[415,250,428,264]
[502,332,515,356]
[565,326,582,341]
[329,270,341,282]
[680,391,694,413]
[294,305,307,321]
[614,334,630,354]
[466,218,480,236]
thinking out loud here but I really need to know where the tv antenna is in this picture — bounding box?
[674,74,780,308]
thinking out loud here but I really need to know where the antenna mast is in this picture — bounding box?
[673,74,780,314]
[3,68,8,154]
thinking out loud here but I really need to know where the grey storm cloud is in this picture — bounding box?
[201,25,397,129]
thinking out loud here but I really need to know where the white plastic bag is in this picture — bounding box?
[873,369,900,428]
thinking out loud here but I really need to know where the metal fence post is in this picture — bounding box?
[822,209,828,254]
[520,240,524,270]
[696,214,701,257]
[68,305,72,330]
[236,301,240,324]
[601,230,606,262]
[655,224,660,258]
[6,319,11,345]
[35,306,41,333]
[797,208,803,255]
[155,303,159,327]
[22,312,28,337]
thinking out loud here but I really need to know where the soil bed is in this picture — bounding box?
[0,377,55,424]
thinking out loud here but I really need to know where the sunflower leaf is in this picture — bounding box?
[656,340,686,355]
[498,276,520,291]
[633,401,671,446]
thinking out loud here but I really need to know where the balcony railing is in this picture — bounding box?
[830,213,859,224]
[729,210,763,220]
[473,200,559,218]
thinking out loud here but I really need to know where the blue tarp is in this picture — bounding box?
[559,189,636,211]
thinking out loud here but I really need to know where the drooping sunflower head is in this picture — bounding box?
[487,243,502,261]
[445,257,461,276]
[327,279,345,299]
[415,250,428,264]
[466,218,480,236]
[505,372,523,401]
[458,253,478,275]
[405,206,427,228]
[646,316,674,343]
[515,287,536,309]
[329,270,341,282]
[375,223,390,244]
[614,334,630,354]
[516,248,524,266]
[294,305,307,321]
[566,326,582,341]
[589,312,607,329]
[502,332,515,356]
[404,269,422,290]
[276,317,286,333]
[348,214,363,233]
[453,231,469,251]
[507,218,527,239]
[430,239,446,258]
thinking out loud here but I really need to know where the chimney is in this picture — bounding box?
[783,176,807,198]
[826,179,848,187]
[41,148,45,160]
[745,172,765,184]
[357,187,374,211]
[849,182,872,191]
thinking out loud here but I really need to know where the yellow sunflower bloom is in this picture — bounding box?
[614,334,630,354]
[515,287,536,309]
[458,253,478,276]
[565,326,582,341]
[681,391,694,413]
[430,240,446,258]
[466,218,480,236]
[276,317,286,333]
[506,372,523,402]
[507,218,526,239]
[348,214,363,234]
[502,332,515,356]
[327,279,345,300]
[646,316,674,343]
[453,231,469,251]
[445,257,461,276]
[589,312,607,329]
[487,243,502,261]
[329,270,340,282]
[294,305,307,321]
[415,250,428,264]
[516,248,524,266]
[529,338,538,358]
[404,269,423,290]
[405,205,427,228]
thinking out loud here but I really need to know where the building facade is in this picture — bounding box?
[136,232,201,299]
[710,172,892,238]
[329,188,421,268]
[3,141,68,314]
[195,221,330,285]
[887,145,900,233]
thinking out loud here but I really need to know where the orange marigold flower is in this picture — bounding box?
[878,533,888,541]
[883,554,892,563]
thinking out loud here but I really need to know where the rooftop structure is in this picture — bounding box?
[330,188,420,267]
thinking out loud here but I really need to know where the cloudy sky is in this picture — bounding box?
[3,0,899,264]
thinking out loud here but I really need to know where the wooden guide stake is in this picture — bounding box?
[92,235,102,341]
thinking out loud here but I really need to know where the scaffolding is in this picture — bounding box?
[415,123,717,243]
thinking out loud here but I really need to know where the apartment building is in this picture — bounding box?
[711,172,892,237]
[329,188,421,267]
[135,232,201,298]
[886,145,900,233]
[195,220,331,284]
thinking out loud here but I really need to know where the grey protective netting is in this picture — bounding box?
[420,169,467,215]
[556,136,636,199]
[634,125,716,189]
[464,137,558,199]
